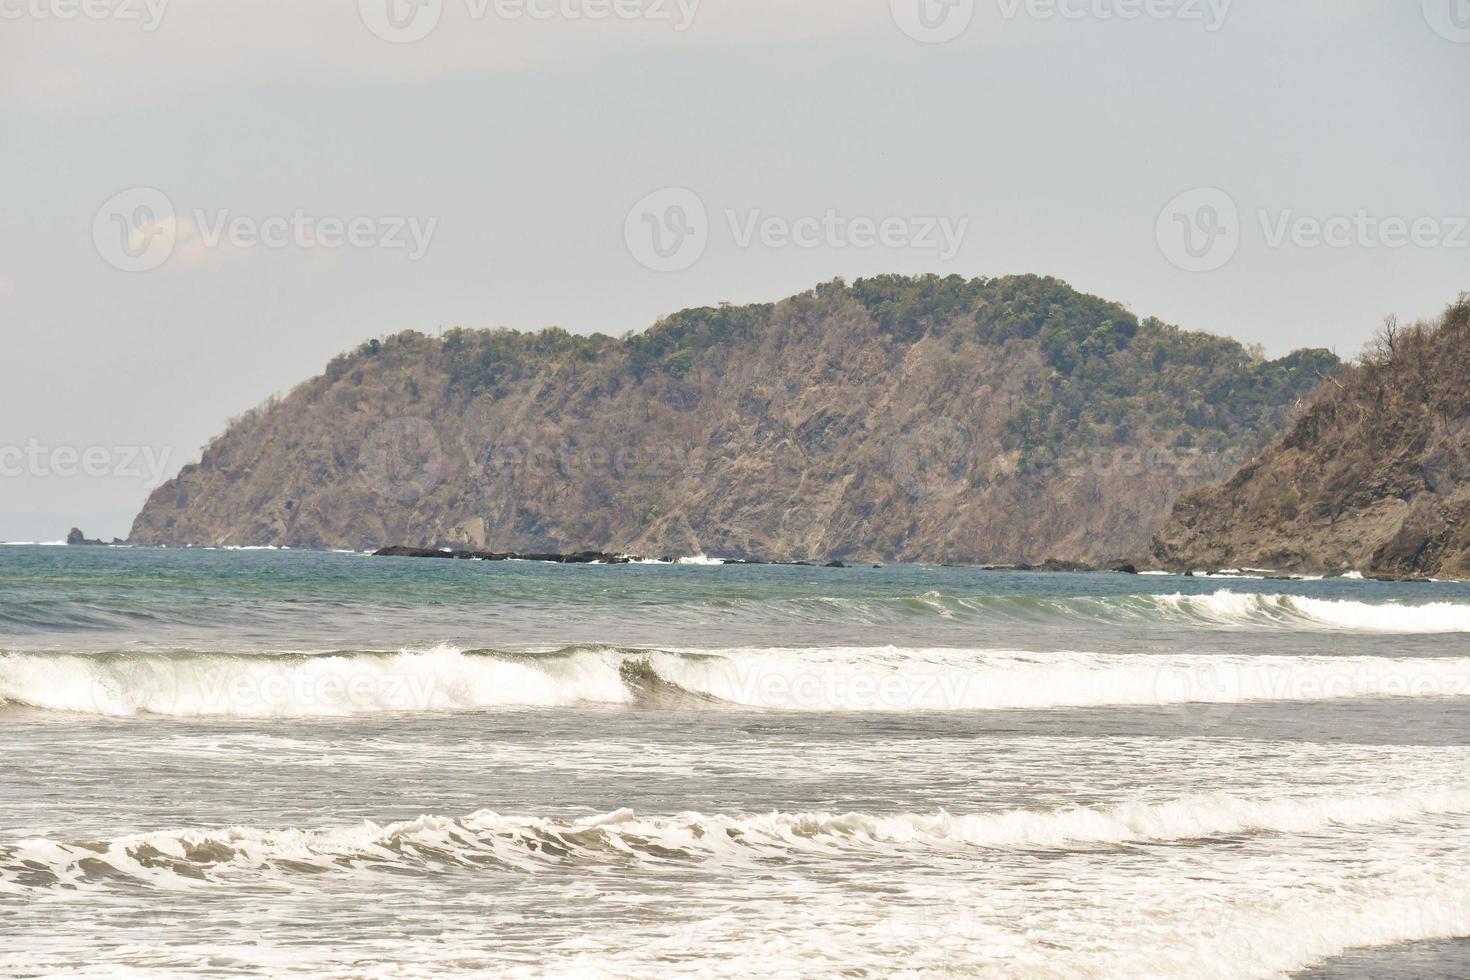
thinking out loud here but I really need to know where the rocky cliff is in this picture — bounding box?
[129,275,1337,563]
[1150,297,1470,579]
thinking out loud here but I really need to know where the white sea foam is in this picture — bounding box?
[1287,595,1470,632]
[4,644,1470,717]
[652,645,1470,711]
[1152,590,1470,632]
[621,554,726,565]
[783,590,1470,634]
[0,645,630,718]
[6,786,1467,894]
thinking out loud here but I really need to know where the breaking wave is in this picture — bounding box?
[649,591,1470,634]
[890,590,1470,633]
[6,786,1468,893]
[4,643,1470,718]
[1149,592,1470,632]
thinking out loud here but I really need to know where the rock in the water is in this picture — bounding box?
[372,546,636,564]
[1040,558,1094,573]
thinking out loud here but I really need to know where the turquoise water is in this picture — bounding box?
[4,544,1468,652]
[2,545,1469,977]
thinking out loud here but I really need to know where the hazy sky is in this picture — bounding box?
[1,0,1467,541]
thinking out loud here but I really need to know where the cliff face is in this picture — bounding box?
[129,275,1336,563]
[1151,298,1470,579]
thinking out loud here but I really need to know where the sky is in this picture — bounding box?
[1,0,1467,541]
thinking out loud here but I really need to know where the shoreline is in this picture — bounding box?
[6,540,1460,582]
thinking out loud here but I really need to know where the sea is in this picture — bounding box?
[2,543,1469,978]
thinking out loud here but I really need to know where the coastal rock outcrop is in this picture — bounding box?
[129,275,1337,564]
[1150,297,1470,579]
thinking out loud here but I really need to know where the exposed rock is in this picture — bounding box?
[1039,558,1095,573]
[372,546,865,567]
[374,546,634,564]
[1150,297,1470,580]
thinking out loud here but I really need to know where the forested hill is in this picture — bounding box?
[1151,296,1470,579]
[129,274,1339,563]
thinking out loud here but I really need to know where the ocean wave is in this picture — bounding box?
[3,644,1470,717]
[0,645,629,717]
[1,587,1465,638]
[6,786,1467,894]
[1151,592,1470,632]
[710,590,1470,634]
